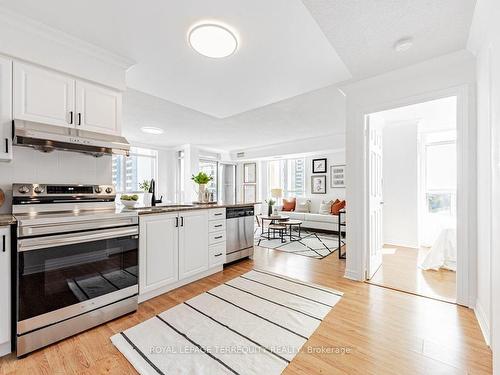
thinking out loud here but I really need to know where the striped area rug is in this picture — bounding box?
[112,269,343,375]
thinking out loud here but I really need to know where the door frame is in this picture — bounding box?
[360,84,475,307]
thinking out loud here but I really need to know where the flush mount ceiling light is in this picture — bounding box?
[188,23,238,58]
[394,37,413,52]
[141,126,164,135]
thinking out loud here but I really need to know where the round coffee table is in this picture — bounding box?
[283,220,303,241]
[260,215,289,239]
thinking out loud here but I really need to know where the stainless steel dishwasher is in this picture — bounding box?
[226,206,254,263]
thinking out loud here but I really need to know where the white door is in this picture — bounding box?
[139,214,179,295]
[75,81,121,135]
[0,56,12,161]
[13,62,75,127]
[366,114,384,279]
[0,227,11,354]
[179,210,209,280]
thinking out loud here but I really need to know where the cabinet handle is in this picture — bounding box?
[2,235,5,252]
[180,216,184,227]
[175,217,179,227]
[214,213,223,216]
[214,235,223,239]
[214,253,223,257]
[78,113,82,126]
[69,111,73,124]
[214,224,223,228]
[4,138,8,154]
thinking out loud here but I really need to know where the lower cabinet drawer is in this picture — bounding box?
[209,219,226,233]
[209,231,226,245]
[209,243,226,267]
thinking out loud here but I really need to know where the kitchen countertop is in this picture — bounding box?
[128,202,261,216]
[0,214,16,226]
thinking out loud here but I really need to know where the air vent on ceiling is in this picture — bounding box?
[236,152,245,158]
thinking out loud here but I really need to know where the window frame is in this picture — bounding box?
[112,147,158,194]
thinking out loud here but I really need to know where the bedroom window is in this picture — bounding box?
[112,147,158,193]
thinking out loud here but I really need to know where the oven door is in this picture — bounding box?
[17,226,139,335]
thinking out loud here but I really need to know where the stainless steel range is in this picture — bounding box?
[12,183,139,357]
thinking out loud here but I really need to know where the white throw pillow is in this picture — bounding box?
[295,199,311,213]
[319,200,333,215]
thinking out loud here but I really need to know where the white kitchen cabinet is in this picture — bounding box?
[0,227,11,356]
[179,210,209,280]
[75,81,121,135]
[14,62,75,128]
[0,56,12,162]
[13,61,122,135]
[139,213,179,295]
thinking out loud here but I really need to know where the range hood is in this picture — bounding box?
[13,120,130,157]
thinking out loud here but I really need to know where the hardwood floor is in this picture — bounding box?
[0,246,491,374]
[368,245,456,303]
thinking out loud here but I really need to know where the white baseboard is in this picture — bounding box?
[139,265,223,303]
[474,301,491,347]
[0,341,11,357]
[344,269,363,281]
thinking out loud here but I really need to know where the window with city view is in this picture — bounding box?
[112,147,158,193]
[267,158,305,197]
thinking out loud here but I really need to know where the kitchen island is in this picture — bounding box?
[133,202,259,302]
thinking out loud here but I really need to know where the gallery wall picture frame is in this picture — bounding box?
[243,184,256,203]
[312,158,327,173]
[311,175,327,194]
[331,164,346,188]
[243,162,257,183]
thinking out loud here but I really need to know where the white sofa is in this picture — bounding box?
[274,197,344,232]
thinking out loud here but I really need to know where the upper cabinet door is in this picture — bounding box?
[13,62,75,128]
[75,81,121,135]
[179,210,209,280]
[0,56,12,162]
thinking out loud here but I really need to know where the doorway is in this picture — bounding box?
[365,96,458,303]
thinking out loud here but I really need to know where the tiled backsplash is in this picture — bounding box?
[0,147,112,214]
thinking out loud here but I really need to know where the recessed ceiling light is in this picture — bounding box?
[188,23,238,58]
[141,126,164,135]
[394,37,413,52]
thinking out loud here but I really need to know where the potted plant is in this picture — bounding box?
[139,180,152,206]
[265,198,276,216]
[191,172,213,202]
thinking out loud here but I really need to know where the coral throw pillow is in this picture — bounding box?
[282,198,296,211]
[330,199,340,214]
[331,200,346,215]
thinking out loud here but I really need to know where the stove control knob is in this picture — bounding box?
[34,186,45,194]
[105,187,113,194]
[18,185,30,194]
[94,186,102,194]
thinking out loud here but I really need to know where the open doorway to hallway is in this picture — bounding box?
[366,96,457,303]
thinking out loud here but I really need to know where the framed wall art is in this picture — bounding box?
[331,165,346,188]
[243,162,257,183]
[311,175,327,194]
[312,158,327,173]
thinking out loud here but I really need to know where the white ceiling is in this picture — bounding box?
[0,0,351,118]
[376,96,457,132]
[302,0,477,80]
[123,85,346,151]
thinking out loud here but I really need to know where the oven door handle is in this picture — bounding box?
[18,227,139,252]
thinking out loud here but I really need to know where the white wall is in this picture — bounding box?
[342,49,477,295]
[468,0,500,367]
[382,121,419,248]
[0,147,111,213]
[241,150,346,214]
